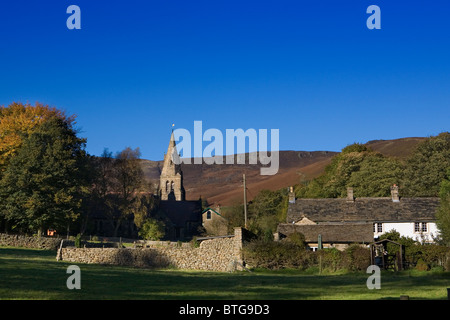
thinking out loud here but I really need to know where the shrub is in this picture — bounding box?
[317,248,345,272]
[286,232,307,250]
[139,218,165,241]
[74,234,82,248]
[415,259,429,271]
[344,244,371,271]
[419,244,449,268]
[243,239,312,270]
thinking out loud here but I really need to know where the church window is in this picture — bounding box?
[171,181,175,191]
[206,211,211,220]
[165,181,169,192]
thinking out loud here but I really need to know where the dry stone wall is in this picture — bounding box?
[57,228,248,272]
[0,233,61,250]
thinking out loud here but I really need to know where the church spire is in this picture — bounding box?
[160,131,185,201]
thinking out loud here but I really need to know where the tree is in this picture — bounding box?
[110,147,144,236]
[247,189,288,236]
[436,169,450,245]
[132,193,157,230]
[138,218,165,240]
[79,149,115,234]
[0,117,89,235]
[0,102,71,171]
[295,143,404,198]
[347,154,403,197]
[221,203,245,234]
[402,132,450,197]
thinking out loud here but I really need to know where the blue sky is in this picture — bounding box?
[0,0,449,160]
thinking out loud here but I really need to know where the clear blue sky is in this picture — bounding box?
[1,0,449,160]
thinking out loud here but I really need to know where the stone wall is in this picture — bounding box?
[57,228,249,272]
[0,233,62,250]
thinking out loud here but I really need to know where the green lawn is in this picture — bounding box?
[0,247,449,300]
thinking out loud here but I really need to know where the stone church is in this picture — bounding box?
[157,131,203,240]
[85,131,203,241]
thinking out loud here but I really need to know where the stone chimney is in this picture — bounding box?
[347,187,354,202]
[289,186,295,204]
[391,184,400,202]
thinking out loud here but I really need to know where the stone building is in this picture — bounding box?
[157,131,202,241]
[159,131,186,201]
[202,206,228,236]
[277,186,441,250]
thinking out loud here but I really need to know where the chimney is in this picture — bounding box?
[347,187,354,202]
[289,186,295,204]
[391,184,400,202]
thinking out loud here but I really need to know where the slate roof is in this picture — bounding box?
[159,200,202,227]
[277,223,374,243]
[287,197,440,224]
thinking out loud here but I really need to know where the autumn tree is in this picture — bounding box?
[0,117,89,236]
[0,102,71,172]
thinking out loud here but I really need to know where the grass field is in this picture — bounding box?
[1,247,449,300]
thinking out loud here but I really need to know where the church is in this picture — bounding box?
[85,131,203,241]
[156,131,203,241]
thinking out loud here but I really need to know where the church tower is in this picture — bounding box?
[160,131,186,201]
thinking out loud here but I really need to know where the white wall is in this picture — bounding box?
[373,222,439,243]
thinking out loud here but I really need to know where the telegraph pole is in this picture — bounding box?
[243,174,248,229]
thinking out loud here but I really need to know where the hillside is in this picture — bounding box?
[141,137,425,206]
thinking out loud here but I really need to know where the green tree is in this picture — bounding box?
[402,132,450,197]
[0,117,89,235]
[138,218,165,240]
[296,143,404,198]
[247,189,288,236]
[436,169,450,245]
[221,203,245,233]
[348,154,403,197]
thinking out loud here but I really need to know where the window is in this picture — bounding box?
[373,223,383,233]
[421,223,427,232]
[377,223,383,233]
[165,181,169,192]
[206,211,211,220]
[414,222,421,233]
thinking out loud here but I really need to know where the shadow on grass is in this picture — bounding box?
[1,247,449,300]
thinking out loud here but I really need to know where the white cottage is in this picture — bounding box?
[285,186,440,243]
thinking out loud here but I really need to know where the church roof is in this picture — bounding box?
[159,200,202,227]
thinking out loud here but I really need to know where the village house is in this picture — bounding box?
[202,206,228,236]
[276,186,440,250]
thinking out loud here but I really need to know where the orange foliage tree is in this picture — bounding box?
[0,102,74,171]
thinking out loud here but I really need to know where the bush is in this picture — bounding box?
[415,259,429,271]
[419,244,449,268]
[139,218,165,241]
[286,232,307,250]
[74,234,82,248]
[317,248,345,272]
[243,239,312,270]
[344,244,371,271]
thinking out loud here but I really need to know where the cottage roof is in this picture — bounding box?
[277,223,373,243]
[287,197,440,224]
